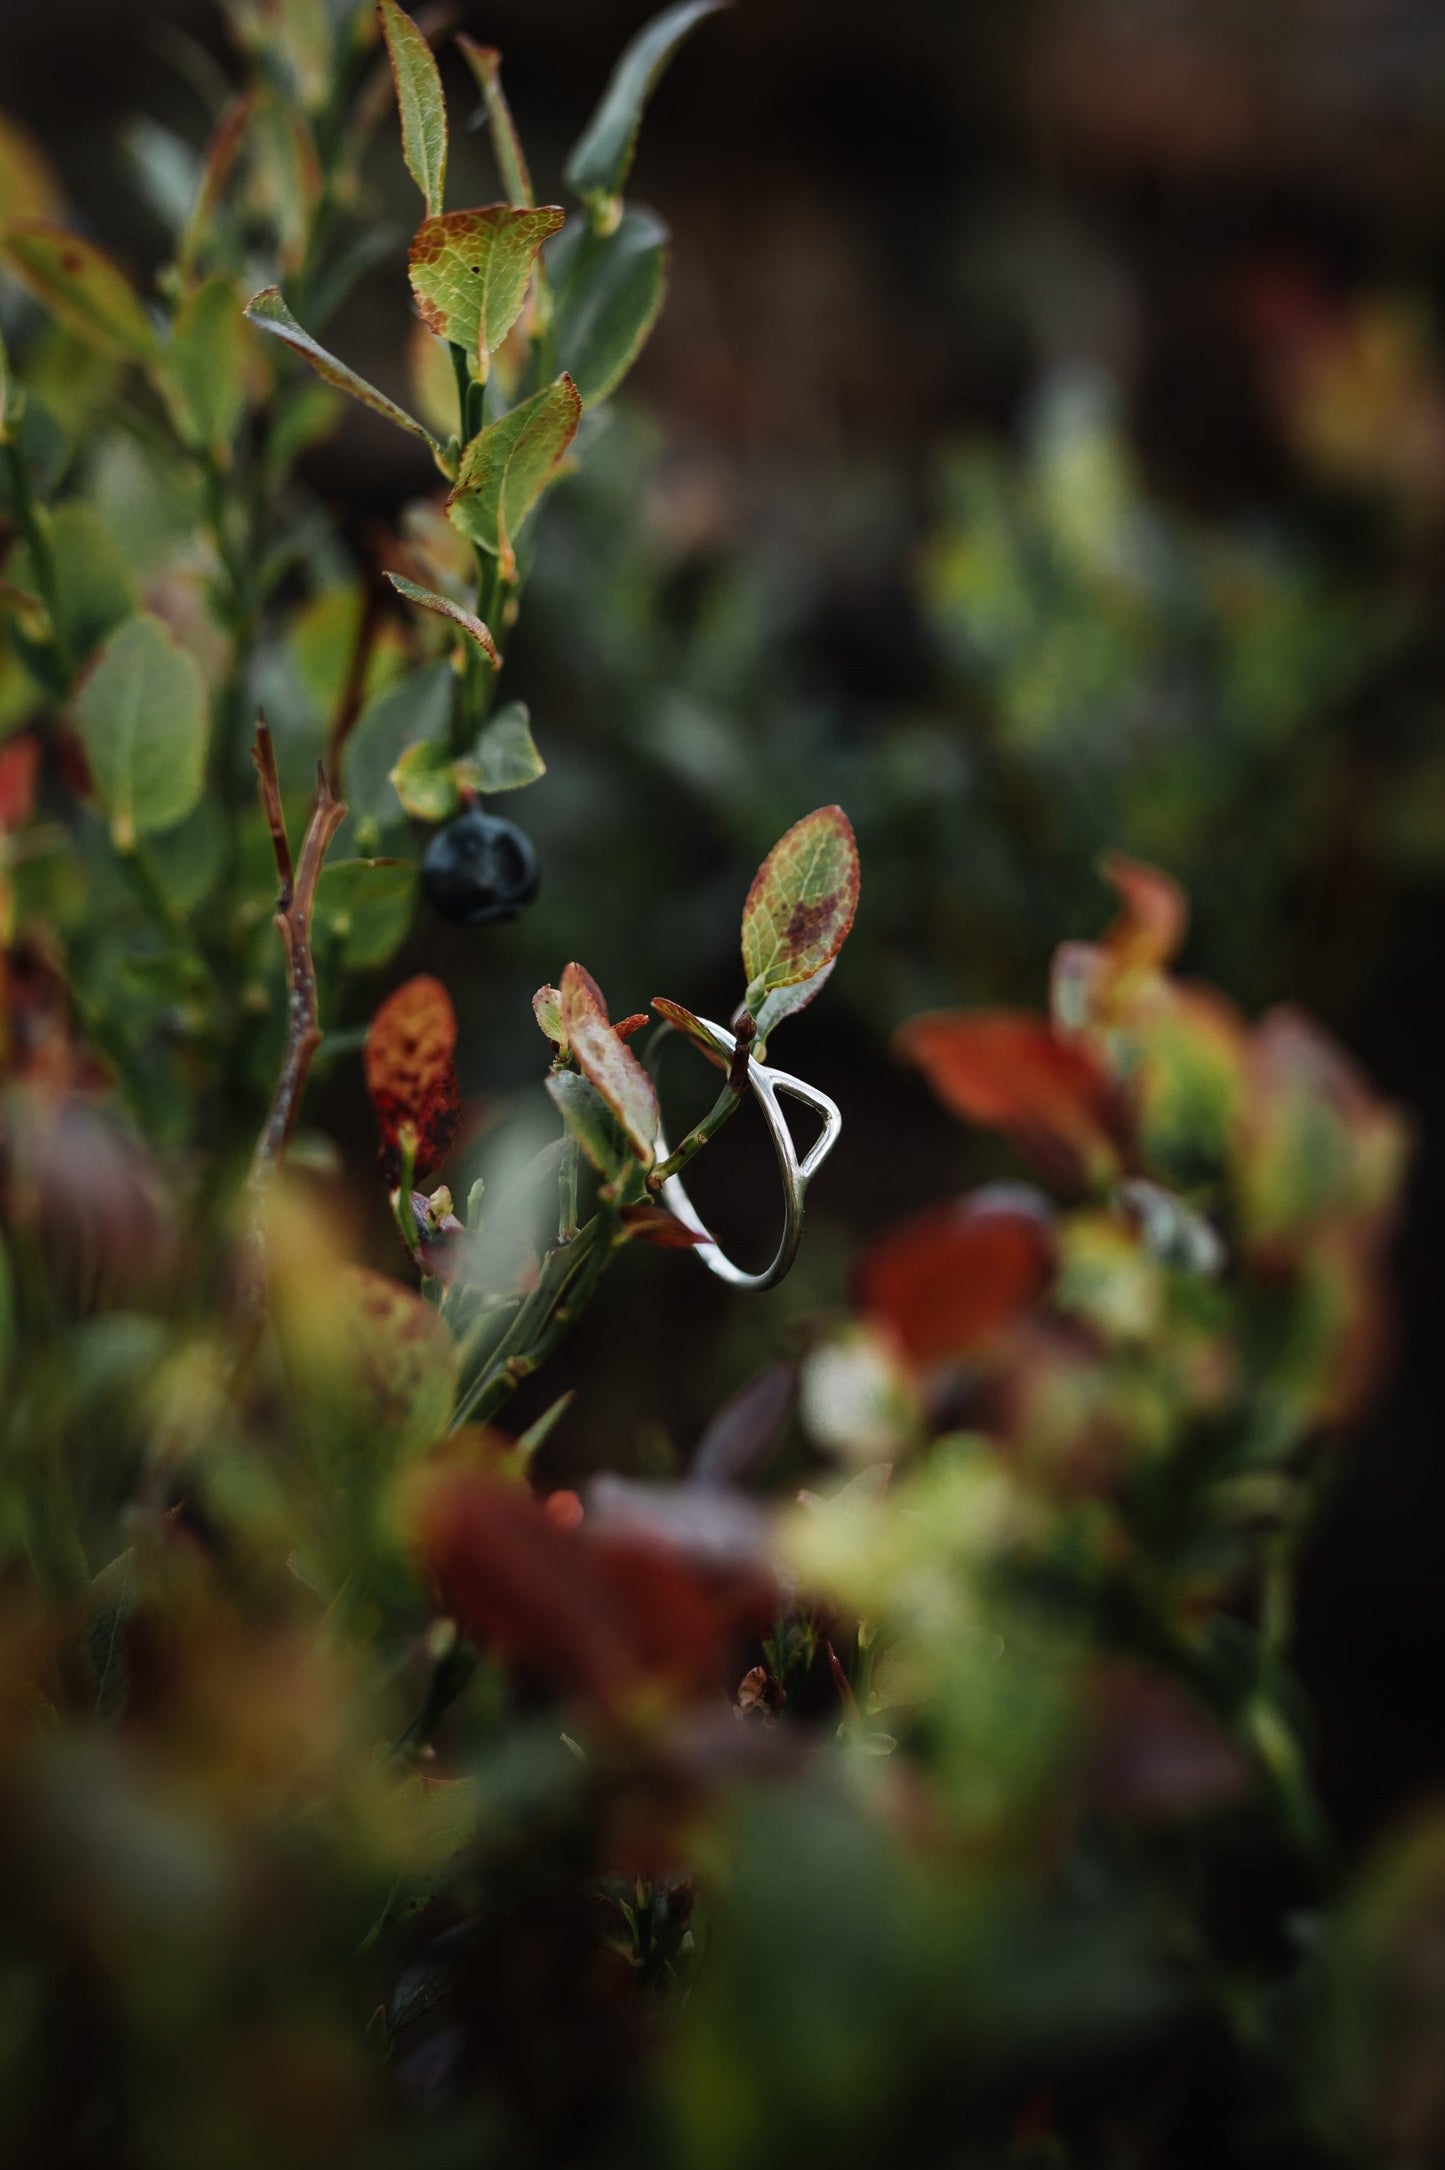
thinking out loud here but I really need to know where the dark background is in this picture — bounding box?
[5,0,1445,1851]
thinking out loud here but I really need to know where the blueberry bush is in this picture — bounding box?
[0,6,1433,2167]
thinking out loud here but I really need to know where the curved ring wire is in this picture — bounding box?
[653,1015,842,1291]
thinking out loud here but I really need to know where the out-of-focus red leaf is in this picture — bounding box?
[413,1474,775,1717]
[856,1193,1055,1369]
[363,974,461,1183]
[618,1203,705,1248]
[896,1010,1128,1188]
[0,735,40,831]
[559,963,658,1166]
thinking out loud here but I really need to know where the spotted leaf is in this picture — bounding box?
[741,805,859,1004]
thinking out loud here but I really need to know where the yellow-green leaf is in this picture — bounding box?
[73,612,208,850]
[2,222,156,364]
[390,739,460,823]
[459,701,544,793]
[741,805,859,1002]
[446,374,581,574]
[245,286,443,457]
[384,570,499,667]
[162,275,248,453]
[407,205,562,379]
[0,113,62,225]
[378,0,448,216]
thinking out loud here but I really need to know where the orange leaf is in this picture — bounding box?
[896,1010,1128,1189]
[1099,851,1188,977]
[613,1012,649,1042]
[363,973,461,1182]
[560,963,658,1166]
[856,1193,1055,1368]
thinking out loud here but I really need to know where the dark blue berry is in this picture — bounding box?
[421,807,540,926]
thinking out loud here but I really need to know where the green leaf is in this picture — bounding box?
[391,739,459,823]
[313,857,419,968]
[245,286,442,458]
[73,613,208,849]
[563,0,726,207]
[163,275,248,453]
[457,39,534,207]
[378,0,448,216]
[461,701,544,793]
[383,570,498,666]
[340,660,455,840]
[1,221,157,363]
[740,805,859,1002]
[407,205,563,379]
[148,796,228,911]
[9,503,135,667]
[546,1068,625,1180]
[0,316,12,441]
[0,1233,14,1400]
[547,207,667,406]
[751,960,837,1051]
[284,1263,457,1466]
[447,374,581,575]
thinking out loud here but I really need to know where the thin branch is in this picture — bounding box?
[249,722,347,1191]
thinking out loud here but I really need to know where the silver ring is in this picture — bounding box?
[654,1015,842,1291]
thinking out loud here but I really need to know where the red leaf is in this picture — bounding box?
[413,1474,770,1716]
[896,1010,1128,1188]
[856,1193,1055,1368]
[651,996,729,1072]
[613,1013,649,1042]
[0,734,40,831]
[619,1203,705,1248]
[363,974,461,1182]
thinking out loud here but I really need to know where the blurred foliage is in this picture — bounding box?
[2,2,1443,2166]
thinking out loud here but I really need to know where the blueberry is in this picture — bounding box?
[421,807,540,926]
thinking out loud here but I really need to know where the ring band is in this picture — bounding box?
[653,1015,842,1291]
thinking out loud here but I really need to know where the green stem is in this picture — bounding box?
[650,1081,743,1190]
[452,1215,614,1428]
[3,434,73,685]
